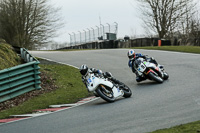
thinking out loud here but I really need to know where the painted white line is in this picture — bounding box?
[75,97,99,105]
[37,57,79,69]
[49,104,77,108]
[10,112,51,118]
[1,97,99,125]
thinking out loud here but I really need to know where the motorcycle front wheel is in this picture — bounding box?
[148,72,163,83]
[96,85,115,103]
[163,72,169,80]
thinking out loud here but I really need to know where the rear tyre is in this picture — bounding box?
[96,85,115,103]
[120,84,132,98]
[148,72,163,83]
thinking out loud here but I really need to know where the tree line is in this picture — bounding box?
[136,0,200,46]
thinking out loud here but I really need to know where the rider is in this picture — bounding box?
[79,64,121,86]
[127,49,161,82]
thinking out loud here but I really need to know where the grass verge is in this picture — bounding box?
[0,60,90,119]
[132,46,200,54]
[151,121,200,133]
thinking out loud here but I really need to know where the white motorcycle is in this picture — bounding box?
[83,72,132,102]
[134,57,169,83]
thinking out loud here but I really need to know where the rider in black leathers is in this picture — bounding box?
[79,64,121,86]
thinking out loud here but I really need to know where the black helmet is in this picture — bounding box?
[79,64,88,75]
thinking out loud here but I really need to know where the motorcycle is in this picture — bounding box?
[134,57,169,83]
[83,72,132,103]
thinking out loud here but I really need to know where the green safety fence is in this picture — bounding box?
[0,48,41,103]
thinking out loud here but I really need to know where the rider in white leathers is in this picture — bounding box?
[79,64,121,86]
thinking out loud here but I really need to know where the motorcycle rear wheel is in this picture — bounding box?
[119,84,132,98]
[96,85,115,103]
[148,72,163,83]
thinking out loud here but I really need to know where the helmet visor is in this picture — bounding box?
[128,53,135,60]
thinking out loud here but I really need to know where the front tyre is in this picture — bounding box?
[120,84,132,98]
[163,72,169,80]
[96,85,115,103]
[148,72,163,83]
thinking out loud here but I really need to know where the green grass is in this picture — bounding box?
[151,121,200,133]
[0,63,89,119]
[38,63,89,105]
[132,46,200,54]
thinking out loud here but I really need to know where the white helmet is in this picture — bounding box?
[127,49,136,60]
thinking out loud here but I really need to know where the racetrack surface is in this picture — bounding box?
[1,49,200,133]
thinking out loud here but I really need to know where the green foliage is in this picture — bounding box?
[0,42,22,70]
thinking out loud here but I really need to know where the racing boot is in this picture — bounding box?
[110,77,125,88]
[136,76,146,82]
[110,77,121,84]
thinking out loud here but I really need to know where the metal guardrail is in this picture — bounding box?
[0,48,41,103]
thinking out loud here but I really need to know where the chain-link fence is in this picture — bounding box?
[69,22,118,46]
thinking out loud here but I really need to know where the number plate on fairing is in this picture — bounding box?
[86,76,95,86]
[137,62,146,72]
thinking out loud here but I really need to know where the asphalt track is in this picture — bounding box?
[0,49,200,133]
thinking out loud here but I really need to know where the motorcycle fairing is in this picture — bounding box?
[86,73,123,98]
[86,73,113,92]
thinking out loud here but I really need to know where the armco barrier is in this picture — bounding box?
[0,48,41,103]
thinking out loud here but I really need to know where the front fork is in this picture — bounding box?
[145,68,164,79]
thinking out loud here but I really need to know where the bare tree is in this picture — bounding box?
[137,0,196,39]
[0,0,62,49]
[174,3,200,46]
[187,11,200,46]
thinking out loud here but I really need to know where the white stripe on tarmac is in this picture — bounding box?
[1,97,99,125]
[49,104,77,108]
[10,112,51,118]
[37,57,79,69]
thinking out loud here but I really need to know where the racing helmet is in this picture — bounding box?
[79,64,88,75]
[127,49,136,60]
